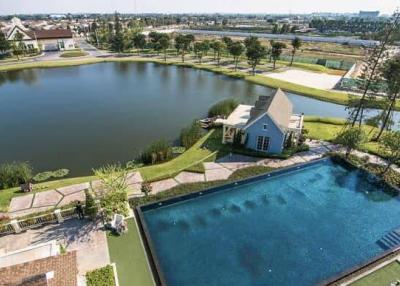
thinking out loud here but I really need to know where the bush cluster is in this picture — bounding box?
[86,265,115,286]
[208,99,239,118]
[0,162,33,189]
[139,139,172,165]
[33,169,70,182]
[180,120,203,149]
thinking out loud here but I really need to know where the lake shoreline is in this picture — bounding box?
[1,56,398,111]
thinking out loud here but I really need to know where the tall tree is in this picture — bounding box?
[194,41,208,64]
[12,31,25,60]
[175,34,194,63]
[245,38,266,75]
[380,131,400,174]
[374,56,400,140]
[222,36,233,49]
[271,42,286,69]
[228,41,245,71]
[335,127,366,158]
[349,12,400,127]
[158,34,171,62]
[0,31,10,55]
[290,37,302,66]
[132,33,147,55]
[110,12,124,53]
[210,40,224,66]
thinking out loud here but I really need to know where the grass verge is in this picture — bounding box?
[107,219,154,286]
[350,261,400,286]
[60,50,88,58]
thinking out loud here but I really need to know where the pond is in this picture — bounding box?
[0,62,398,176]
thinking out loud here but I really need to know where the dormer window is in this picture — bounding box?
[263,124,268,130]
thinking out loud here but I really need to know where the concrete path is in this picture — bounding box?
[0,219,109,275]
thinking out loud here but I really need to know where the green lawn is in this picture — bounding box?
[107,219,154,286]
[60,50,88,58]
[139,129,222,182]
[303,117,385,158]
[350,261,400,286]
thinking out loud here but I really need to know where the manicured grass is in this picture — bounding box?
[107,219,154,286]
[350,261,400,286]
[303,117,386,158]
[60,50,88,58]
[139,130,218,182]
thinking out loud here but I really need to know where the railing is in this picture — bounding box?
[0,207,78,236]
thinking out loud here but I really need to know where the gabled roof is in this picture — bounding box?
[6,26,33,40]
[31,29,73,40]
[245,88,293,132]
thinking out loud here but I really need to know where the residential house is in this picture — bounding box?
[217,89,304,154]
[6,17,75,52]
[0,241,78,286]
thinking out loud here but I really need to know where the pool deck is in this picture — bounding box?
[6,139,399,218]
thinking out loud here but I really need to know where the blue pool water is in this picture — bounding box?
[141,159,400,286]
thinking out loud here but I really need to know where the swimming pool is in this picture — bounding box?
[137,158,400,286]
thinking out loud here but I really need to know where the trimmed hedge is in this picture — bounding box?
[86,265,115,286]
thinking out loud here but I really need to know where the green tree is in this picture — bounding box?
[0,161,33,189]
[380,131,400,174]
[210,40,224,66]
[271,42,286,69]
[93,164,129,218]
[194,41,209,64]
[374,56,400,140]
[246,38,266,75]
[222,36,233,49]
[132,33,147,55]
[110,12,124,53]
[335,127,365,158]
[290,37,302,66]
[228,41,245,71]
[175,34,194,63]
[0,31,10,54]
[84,189,98,220]
[158,34,171,62]
[11,31,25,60]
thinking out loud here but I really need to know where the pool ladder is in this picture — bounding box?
[376,228,400,250]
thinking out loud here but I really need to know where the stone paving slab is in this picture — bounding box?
[9,194,34,212]
[9,206,54,219]
[218,162,256,171]
[126,172,143,185]
[58,191,85,207]
[57,183,89,196]
[309,145,331,154]
[289,156,307,164]
[32,190,63,208]
[205,167,233,182]
[298,151,324,162]
[174,171,205,184]
[151,179,179,194]
[203,162,225,170]
[127,183,142,197]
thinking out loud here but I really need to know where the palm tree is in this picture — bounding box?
[290,37,302,66]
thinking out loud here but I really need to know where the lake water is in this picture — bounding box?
[0,62,398,176]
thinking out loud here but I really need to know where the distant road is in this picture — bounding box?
[180,29,379,47]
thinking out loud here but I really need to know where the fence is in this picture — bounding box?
[339,78,388,93]
[0,207,78,236]
[279,55,355,70]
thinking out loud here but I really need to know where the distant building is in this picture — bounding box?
[217,89,304,154]
[6,17,75,51]
[359,11,380,18]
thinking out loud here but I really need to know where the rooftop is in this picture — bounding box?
[216,104,252,128]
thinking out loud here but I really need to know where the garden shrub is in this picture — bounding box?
[85,189,98,220]
[208,99,239,117]
[139,139,172,165]
[86,265,115,286]
[180,120,203,149]
[0,161,33,189]
[33,169,70,182]
[141,182,152,196]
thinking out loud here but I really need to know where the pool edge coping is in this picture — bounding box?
[135,156,400,286]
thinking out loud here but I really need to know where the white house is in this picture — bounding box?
[6,17,75,52]
[216,89,304,154]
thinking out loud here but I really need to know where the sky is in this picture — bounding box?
[0,0,397,15]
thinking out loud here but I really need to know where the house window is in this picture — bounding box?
[263,124,268,130]
[256,136,270,151]
[59,41,65,49]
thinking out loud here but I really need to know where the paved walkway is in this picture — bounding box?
[7,140,399,218]
[0,219,109,275]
